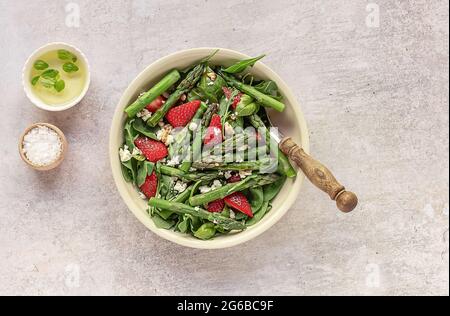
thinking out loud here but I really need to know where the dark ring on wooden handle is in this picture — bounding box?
[279,137,358,213]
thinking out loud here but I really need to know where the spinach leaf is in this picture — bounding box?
[263,176,286,202]
[254,80,283,101]
[246,201,271,227]
[136,161,155,187]
[124,119,138,150]
[132,118,159,140]
[223,55,265,74]
[249,187,264,213]
[197,67,226,103]
[152,214,176,229]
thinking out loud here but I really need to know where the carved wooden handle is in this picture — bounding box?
[279,137,358,213]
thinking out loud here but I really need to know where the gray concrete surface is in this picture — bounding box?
[0,0,448,296]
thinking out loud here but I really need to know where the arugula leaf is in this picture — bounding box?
[63,62,79,73]
[34,60,49,70]
[57,49,77,62]
[54,80,65,92]
[254,80,283,101]
[223,55,265,74]
[31,76,40,86]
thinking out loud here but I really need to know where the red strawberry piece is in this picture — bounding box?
[207,199,225,213]
[140,172,158,199]
[227,173,241,183]
[224,192,254,218]
[222,87,243,109]
[134,137,168,162]
[204,114,223,146]
[166,100,201,128]
[145,96,165,113]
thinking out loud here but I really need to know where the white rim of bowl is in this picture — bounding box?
[22,42,91,112]
[110,47,310,249]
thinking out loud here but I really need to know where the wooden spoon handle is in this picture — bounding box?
[279,137,358,213]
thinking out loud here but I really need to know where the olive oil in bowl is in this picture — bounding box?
[30,49,88,106]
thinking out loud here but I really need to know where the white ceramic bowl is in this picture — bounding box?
[109,48,309,249]
[22,42,91,112]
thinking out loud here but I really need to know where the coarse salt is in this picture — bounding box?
[22,125,62,166]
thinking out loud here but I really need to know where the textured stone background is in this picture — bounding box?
[0,0,448,296]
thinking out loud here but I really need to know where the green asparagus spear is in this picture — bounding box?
[249,113,296,178]
[147,63,206,127]
[125,70,181,118]
[218,70,285,112]
[189,174,280,206]
[148,198,246,231]
[178,103,208,172]
[160,165,219,182]
[192,158,276,171]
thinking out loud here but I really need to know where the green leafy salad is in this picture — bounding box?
[120,51,296,240]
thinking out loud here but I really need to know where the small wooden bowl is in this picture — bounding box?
[19,123,68,171]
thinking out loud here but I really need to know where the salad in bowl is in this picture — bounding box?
[118,50,299,241]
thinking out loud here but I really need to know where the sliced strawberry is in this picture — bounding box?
[204,114,223,146]
[224,192,254,218]
[207,199,225,213]
[140,172,158,199]
[227,173,241,183]
[166,100,201,128]
[146,96,165,113]
[134,137,168,162]
[222,87,243,109]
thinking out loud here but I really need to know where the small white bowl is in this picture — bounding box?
[22,42,91,112]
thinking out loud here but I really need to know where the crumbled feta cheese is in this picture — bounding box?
[224,122,234,137]
[212,180,223,189]
[136,108,152,121]
[156,124,173,145]
[229,209,236,219]
[199,186,211,194]
[165,135,174,146]
[132,147,142,157]
[239,170,253,179]
[158,121,165,127]
[139,192,147,200]
[174,181,188,193]
[167,155,181,167]
[207,81,215,86]
[194,207,200,211]
[224,171,233,179]
[207,72,217,81]
[119,145,132,162]
[189,122,198,132]
[230,113,237,121]
[199,181,222,194]
[189,167,197,172]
